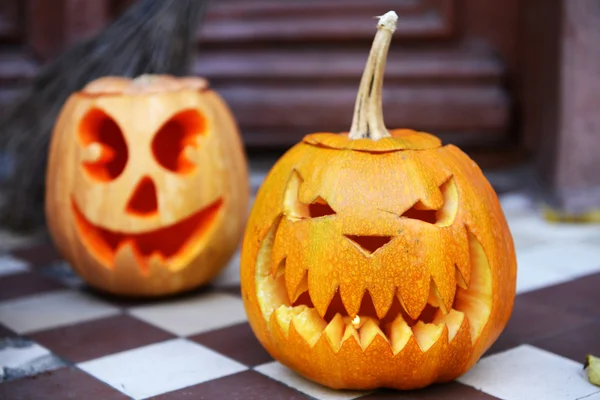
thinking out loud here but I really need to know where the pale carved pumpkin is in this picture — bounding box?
[45,75,249,297]
[240,12,516,390]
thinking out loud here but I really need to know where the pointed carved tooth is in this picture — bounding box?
[113,241,143,278]
[308,273,339,318]
[427,279,448,314]
[456,263,471,289]
[396,268,430,320]
[387,315,413,354]
[396,288,427,321]
[271,220,289,274]
[285,263,309,305]
[323,313,345,352]
[342,324,360,344]
[433,309,465,342]
[271,258,285,279]
[369,285,396,320]
[291,307,327,347]
[430,264,456,315]
[427,286,440,308]
[359,318,388,349]
[274,305,306,335]
[115,240,149,275]
[290,270,309,303]
[412,321,445,352]
[454,225,471,287]
[456,267,468,289]
[340,286,366,319]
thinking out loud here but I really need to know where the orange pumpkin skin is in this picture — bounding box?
[45,75,249,297]
[240,129,517,390]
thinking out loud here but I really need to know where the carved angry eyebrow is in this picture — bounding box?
[387,176,458,227]
[283,170,337,220]
[283,170,457,227]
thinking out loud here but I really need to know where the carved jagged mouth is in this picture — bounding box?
[255,218,493,354]
[72,197,223,271]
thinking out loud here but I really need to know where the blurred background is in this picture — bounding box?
[0,0,598,235]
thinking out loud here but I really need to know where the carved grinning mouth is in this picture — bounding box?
[256,219,492,354]
[254,171,493,355]
[72,197,223,271]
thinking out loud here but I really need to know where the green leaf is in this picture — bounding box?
[584,354,600,387]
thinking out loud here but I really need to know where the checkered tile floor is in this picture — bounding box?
[1,192,600,399]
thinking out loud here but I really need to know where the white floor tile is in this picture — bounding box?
[583,233,600,248]
[516,262,570,294]
[579,393,600,400]
[578,392,600,400]
[0,255,29,277]
[128,292,247,336]
[0,339,64,381]
[516,242,600,293]
[0,290,120,334]
[500,192,536,216]
[508,215,600,244]
[458,345,599,400]
[78,338,246,400]
[255,361,369,400]
[213,251,241,287]
[0,340,50,370]
[511,232,547,253]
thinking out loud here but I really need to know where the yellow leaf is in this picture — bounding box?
[584,354,600,387]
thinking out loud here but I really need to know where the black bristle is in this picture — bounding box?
[0,0,210,231]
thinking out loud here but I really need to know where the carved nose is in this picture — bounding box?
[344,235,393,255]
[126,176,158,216]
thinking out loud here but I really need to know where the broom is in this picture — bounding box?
[0,0,210,231]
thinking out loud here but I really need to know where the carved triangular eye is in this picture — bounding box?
[401,176,457,226]
[308,197,336,218]
[401,202,437,223]
[284,170,336,219]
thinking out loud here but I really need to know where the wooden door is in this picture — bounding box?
[0,0,525,164]
[195,0,520,156]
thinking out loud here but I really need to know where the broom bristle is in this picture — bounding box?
[0,0,210,231]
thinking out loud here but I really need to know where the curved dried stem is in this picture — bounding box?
[348,11,398,140]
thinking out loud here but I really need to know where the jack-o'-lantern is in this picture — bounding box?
[45,75,249,297]
[240,12,516,390]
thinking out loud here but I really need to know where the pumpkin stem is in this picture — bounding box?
[348,11,397,140]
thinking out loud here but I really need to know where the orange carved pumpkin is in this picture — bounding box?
[45,75,249,297]
[240,12,516,390]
